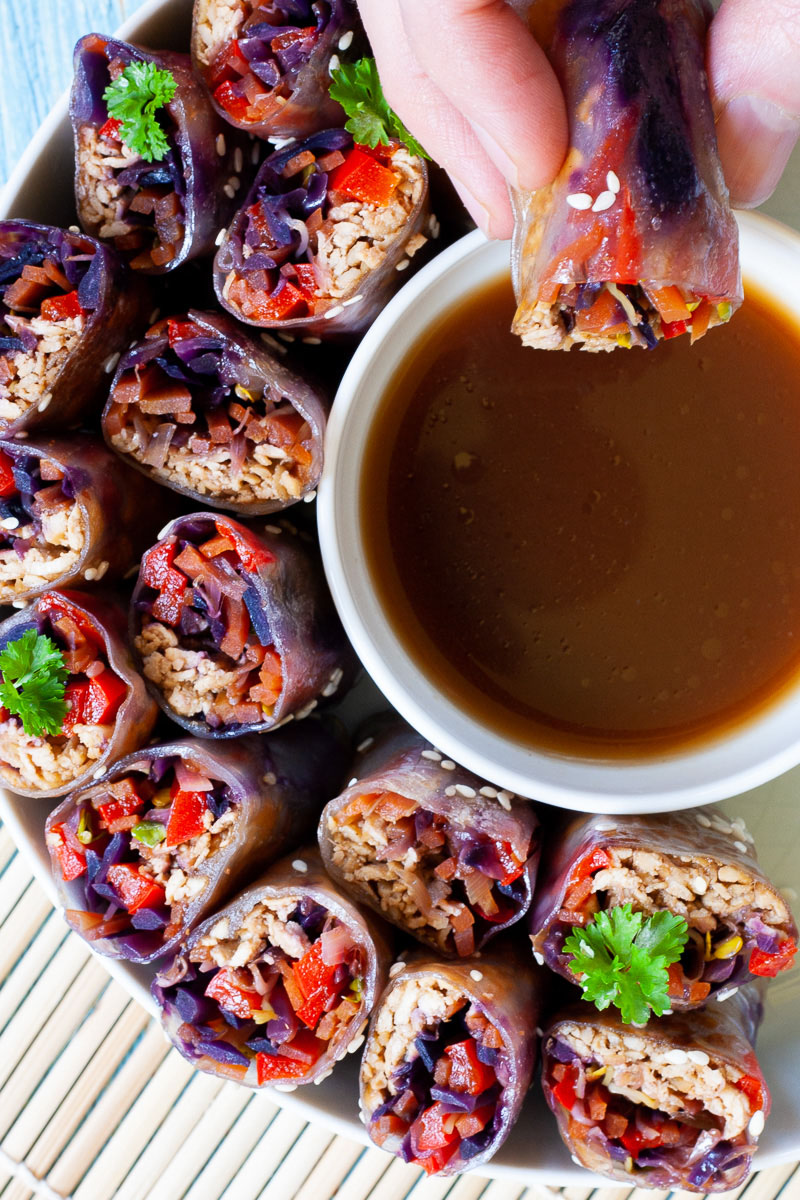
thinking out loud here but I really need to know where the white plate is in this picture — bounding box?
[1,0,799,1184]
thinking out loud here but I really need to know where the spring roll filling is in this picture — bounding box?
[162,895,365,1082]
[49,758,237,947]
[329,790,531,956]
[195,0,331,126]
[0,451,84,599]
[76,50,186,271]
[543,843,796,1003]
[545,1024,764,1187]
[0,595,126,791]
[362,977,508,1173]
[135,523,283,729]
[105,317,315,502]
[219,134,427,321]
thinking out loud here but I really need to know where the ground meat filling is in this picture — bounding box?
[161,896,366,1083]
[220,135,427,323]
[544,841,797,1003]
[134,524,283,729]
[105,317,315,504]
[362,977,508,1175]
[48,759,236,946]
[0,452,84,600]
[76,56,185,271]
[545,1024,765,1188]
[195,0,328,127]
[328,791,531,956]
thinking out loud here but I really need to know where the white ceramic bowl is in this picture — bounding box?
[319,214,800,813]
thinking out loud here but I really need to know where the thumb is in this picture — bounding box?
[709,0,800,207]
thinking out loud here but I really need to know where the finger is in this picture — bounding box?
[709,0,800,207]
[398,0,567,192]
[358,0,515,237]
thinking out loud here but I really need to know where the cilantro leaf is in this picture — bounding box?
[329,57,429,160]
[103,61,177,163]
[563,903,689,1026]
[0,629,68,738]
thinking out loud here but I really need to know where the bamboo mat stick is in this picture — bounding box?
[293,1136,364,1200]
[0,829,17,872]
[146,1084,253,1200]
[329,1144,412,1200]
[0,885,55,981]
[0,857,36,924]
[256,1123,336,1200]
[0,914,70,1029]
[181,1096,277,1200]
[217,1107,311,1200]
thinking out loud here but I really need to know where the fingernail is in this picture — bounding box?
[450,177,492,238]
[470,122,523,190]
[715,94,800,209]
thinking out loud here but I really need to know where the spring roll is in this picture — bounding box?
[214,129,432,337]
[0,433,165,604]
[360,945,541,1176]
[0,220,150,436]
[71,34,251,274]
[511,0,741,351]
[192,0,361,139]
[541,986,770,1191]
[0,590,157,799]
[530,809,797,1007]
[319,720,540,957]
[153,847,392,1086]
[45,719,348,963]
[102,309,327,513]
[131,511,354,736]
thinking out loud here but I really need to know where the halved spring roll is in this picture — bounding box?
[0,220,150,436]
[131,511,354,736]
[541,987,770,1191]
[0,590,157,799]
[102,309,327,512]
[192,0,361,139]
[0,433,166,604]
[45,719,348,962]
[319,720,540,958]
[511,0,741,350]
[215,129,433,337]
[530,809,797,1007]
[360,945,541,1176]
[71,34,252,274]
[153,847,392,1086]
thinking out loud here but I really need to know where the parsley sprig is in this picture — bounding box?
[103,61,177,163]
[0,629,68,738]
[330,57,429,160]
[564,904,689,1026]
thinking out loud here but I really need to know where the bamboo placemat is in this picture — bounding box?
[0,818,798,1200]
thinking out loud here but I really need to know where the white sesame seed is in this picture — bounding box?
[93,767,106,779]
[571,1155,582,1167]
[606,170,621,194]
[440,760,456,771]
[323,304,345,320]
[478,786,497,798]
[593,190,616,212]
[84,568,97,581]
[749,1110,765,1137]
[313,1068,334,1083]
[277,331,296,342]
[734,840,748,854]
[348,1035,365,1054]
[270,136,296,150]
[716,986,739,1002]
[149,308,161,324]
[428,216,441,239]
[215,227,227,246]
[497,794,512,811]
[274,1083,298,1092]
[347,778,357,788]
[157,522,173,540]
[1,517,19,530]
[223,184,235,199]
[338,30,354,50]
[593,818,616,832]
[294,698,318,719]
[696,813,712,828]
[94,561,109,580]
[470,969,483,982]
[687,1050,710,1066]
[292,859,308,874]
[68,224,80,233]
[497,789,515,804]
[303,490,317,503]
[455,784,476,798]
[566,192,593,210]
[389,961,404,977]
[234,147,243,173]
[444,786,457,797]
[421,749,442,761]
[395,258,410,272]
[251,142,260,164]
[328,54,340,75]
[263,772,277,786]
[342,294,363,306]
[11,600,27,609]
[533,951,544,965]
[259,332,286,355]
[104,352,120,374]
[691,876,708,896]
[216,133,226,157]
[663,1049,689,1065]
[303,337,322,345]
[38,395,52,412]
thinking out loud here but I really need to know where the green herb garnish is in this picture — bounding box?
[563,904,689,1026]
[0,629,68,738]
[77,808,96,846]
[103,61,177,163]
[131,820,167,847]
[330,57,429,159]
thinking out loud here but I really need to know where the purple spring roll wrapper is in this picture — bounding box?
[214,130,433,338]
[44,719,349,963]
[71,34,253,275]
[319,718,540,958]
[0,590,158,799]
[153,845,393,1085]
[191,0,363,139]
[530,809,797,1008]
[131,510,356,737]
[541,985,770,1191]
[0,433,168,605]
[510,1,741,351]
[0,220,151,436]
[360,944,543,1176]
[102,308,328,513]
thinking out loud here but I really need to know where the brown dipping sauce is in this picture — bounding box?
[362,276,800,760]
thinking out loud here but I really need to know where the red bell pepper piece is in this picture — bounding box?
[293,939,339,1029]
[271,27,316,54]
[38,593,101,643]
[165,780,208,847]
[40,291,84,322]
[570,847,613,887]
[167,319,204,346]
[50,823,87,881]
[329,147,400,207]
[151,566,188,626]
[207,38,250,89]
[735,1073,765,1111]
[445,1039,496,1095]
[551,1063,579,1112]
[97,778,145,828]
[214,80,252,123]
[0,450,15,497]
[620,1126,663,1157]
[106,863,166,913]
[141,540,177,589]
[98,117,122,141]
[61,681,90,736]
[215,520,274,573]
[496,841,526,886]
[613,189,641,285]
[750,937,797,977]
[661,319,689,340]
[205,968,262,1019]
[83,669,127,725]
[256,1051,309,1084]
[415,1145,459,1176]
[411,1102,459,1153]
